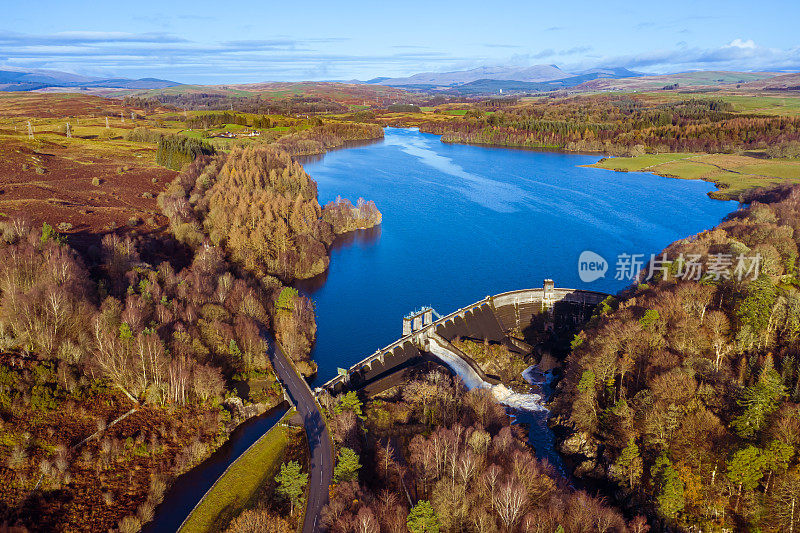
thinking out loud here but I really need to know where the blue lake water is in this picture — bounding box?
[300,127,737,384]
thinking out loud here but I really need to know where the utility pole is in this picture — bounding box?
[120,111,124,123]
[65,123,71,138]
[105,117,110,129]
[27,121,33,140]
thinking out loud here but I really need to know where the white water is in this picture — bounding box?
[428,336,547,412]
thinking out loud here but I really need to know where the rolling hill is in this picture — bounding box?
[0,68,181,92]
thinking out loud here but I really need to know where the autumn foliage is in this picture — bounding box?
[319,369,642,532]
[554,185,800,530]
[421,96,800,155]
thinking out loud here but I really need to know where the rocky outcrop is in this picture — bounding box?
[224,396,270,424]
[557,429,598,459]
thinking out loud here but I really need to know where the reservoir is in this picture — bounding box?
[151,127,739,526]
[300,127,737,383]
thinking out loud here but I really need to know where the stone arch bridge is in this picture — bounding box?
[320,280,609,395]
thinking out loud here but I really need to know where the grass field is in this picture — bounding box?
[179,411,294,533]
[639,92,800,117]
[589,152,800,199]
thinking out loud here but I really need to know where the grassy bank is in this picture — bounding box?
[179,410,295,533]
[587,152,800,199]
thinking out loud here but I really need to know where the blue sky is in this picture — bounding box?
[1,0,798,83]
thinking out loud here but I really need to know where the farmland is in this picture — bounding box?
[588,152,800,199]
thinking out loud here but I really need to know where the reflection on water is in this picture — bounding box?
[296,225,382,293]
[332,224,382,251]
[384,132,529,213]
[294,136,386,166]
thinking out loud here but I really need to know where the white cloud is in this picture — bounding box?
[727,39,756,49]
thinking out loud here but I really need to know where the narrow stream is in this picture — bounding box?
[144,404,287,533]
[428,336,566,473]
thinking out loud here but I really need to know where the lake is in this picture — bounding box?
[299,127,736,383]
[152,127,738,526]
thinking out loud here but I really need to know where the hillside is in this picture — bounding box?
[572,71,783,92]
[739,72,800,90]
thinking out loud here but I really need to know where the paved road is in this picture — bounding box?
[268,341,333,533]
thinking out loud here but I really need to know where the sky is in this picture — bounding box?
[1,0,798,84]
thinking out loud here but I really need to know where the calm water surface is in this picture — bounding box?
[154,128,737,522]
[301,127,736,383]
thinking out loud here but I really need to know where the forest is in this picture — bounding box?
[311,367,648,533]
[419,96,800,155]
[156,127,381,375]
[0,93,384,530]
[150,93,349,115]
[552,183,800,531]
[155,135,216,171]
[0,219,287,531]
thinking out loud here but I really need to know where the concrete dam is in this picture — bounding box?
[319,280,609,396]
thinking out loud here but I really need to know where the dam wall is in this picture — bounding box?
[320,281,609,395]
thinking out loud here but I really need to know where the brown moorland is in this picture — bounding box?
[0,93,179,239]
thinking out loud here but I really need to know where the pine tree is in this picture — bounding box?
[407,500,440,533]
[613,438,643,489]
[652,455,685,519]
[733,367,786,438]
[333,447,361,483]
[334,391,363,417]
[275,460,308,516]
[727,445,766,511]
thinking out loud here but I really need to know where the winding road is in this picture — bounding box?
[268,341,333,533]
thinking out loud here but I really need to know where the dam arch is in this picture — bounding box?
[319,280,609,394]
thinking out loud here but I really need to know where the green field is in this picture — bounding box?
[589,153,800,199]
[179,411,293,533]
[592,153,700,171]
[640,92,800,117]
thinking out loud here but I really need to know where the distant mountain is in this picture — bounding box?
[364,76,390,84]
[371,65,572,87]
[373,65,789,95]
[364,64,648,94]
[0,68,181,92]
[576,67,644,78]
[438,72,639,95]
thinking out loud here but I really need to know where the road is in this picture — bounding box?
[268,341,333,533]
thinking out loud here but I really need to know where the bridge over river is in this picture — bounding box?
[320,280,609,395]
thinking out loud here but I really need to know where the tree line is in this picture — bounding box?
[419,96,800,155]
[553,183,800,530]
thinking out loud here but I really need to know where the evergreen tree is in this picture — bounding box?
[275,460,308,516]
[727,445,767,510]
[733,367,786,438]
[737,274,778,333]
[333,447,361,483]
[652,455,685,519]
[334,391,363,417]
[613,438,643,489]
[407,500,440,533]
